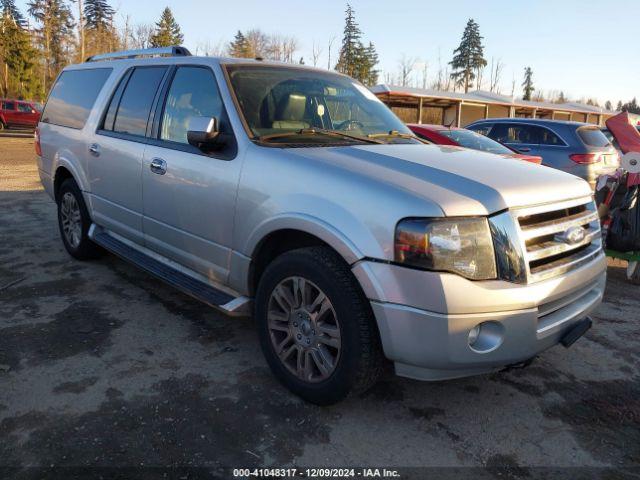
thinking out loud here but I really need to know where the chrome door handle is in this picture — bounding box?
[150,158,167,175]
[89,143,100,157]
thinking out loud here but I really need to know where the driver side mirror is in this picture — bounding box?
[187,116,221,148]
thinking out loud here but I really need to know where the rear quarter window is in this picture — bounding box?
[578,127,611,147]
[41,68,112,129]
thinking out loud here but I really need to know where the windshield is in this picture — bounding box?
[439,128,513,154]
[226,65,418,145]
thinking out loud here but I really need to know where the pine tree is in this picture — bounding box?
[27,0,75,89]
[149,7,183,48]
[335,4,377,84]
[362,41,379,86]
[556,91,567,103]
[228,30,252,58]
[522,67,534,100]
[83,0,118,59]
[616,100,623,111]
[449,19,487,93]
[84,0,114,30]
[0,12,41,98]
[604,100,612,111]
[1,0,26,26]
[335,4,363,79]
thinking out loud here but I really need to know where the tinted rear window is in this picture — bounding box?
[109,67,167,137]
[578,127,611,147]
[41,68,112,129]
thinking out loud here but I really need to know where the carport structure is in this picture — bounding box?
[370,85,616,127]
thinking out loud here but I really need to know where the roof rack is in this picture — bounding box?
[85,46,192,63]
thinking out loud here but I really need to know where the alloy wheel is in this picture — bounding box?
[60,191,82,249]
[267,276,341,383]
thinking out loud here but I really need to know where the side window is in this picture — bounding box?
[490,124,538,144]
[160,67,225,144]
[104,67,167,137]
[537,127,564,146]
[468,123,492,136]
[17,103,32,113]
[3,101,16,111]
[41,68,112,129]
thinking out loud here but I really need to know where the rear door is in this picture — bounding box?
[90,66,169,244]
[141,65,241,283]
[15,102,38,127]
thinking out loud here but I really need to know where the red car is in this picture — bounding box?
[0,99,41,131]
[408,124,543,164]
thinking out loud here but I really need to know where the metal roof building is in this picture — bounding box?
[370,85,617,127]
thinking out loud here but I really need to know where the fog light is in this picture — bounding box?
[467,321,505,354]
[468,325,481,346]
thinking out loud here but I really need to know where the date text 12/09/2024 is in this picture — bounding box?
[233,468,401,478]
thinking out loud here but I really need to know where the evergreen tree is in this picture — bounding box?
[616,100,623,111]
[522,66,534,100]
[228,30,252,58]
[83,0,118,59]
[335,4,363,78]
[84,0,114,30]
[362,41,379,86]
[556,91,567,103]
[621,98,640,114]
[149,7,183,47]
[604,100,612,111]
[1,0,26,26]
[0,12,41,98]
[449,19,486,93]
[335,4,377,84]
[27,0,75,89]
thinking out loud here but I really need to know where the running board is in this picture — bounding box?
[91,228,251,317]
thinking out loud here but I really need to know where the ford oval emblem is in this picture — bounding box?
[560,226,586,245]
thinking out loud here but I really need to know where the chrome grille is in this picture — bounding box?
[514,196,603,283]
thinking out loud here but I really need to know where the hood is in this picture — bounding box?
[290,144,592,216]
[606,111,640,155]
[504,153,543,164]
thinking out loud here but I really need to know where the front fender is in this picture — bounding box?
[241,194,388,264]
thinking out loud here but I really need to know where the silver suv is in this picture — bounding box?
[36,47,606,404]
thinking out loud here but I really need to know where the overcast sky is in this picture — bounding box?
[17,0,639,104]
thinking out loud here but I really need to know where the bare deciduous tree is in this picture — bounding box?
[489,57,504,93]
[128,23,154,49]
[398,55,416,87]
[195,39,226,57]
[311,40,322,67]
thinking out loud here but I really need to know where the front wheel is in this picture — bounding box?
[255,246,383,405]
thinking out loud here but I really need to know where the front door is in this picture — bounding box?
[89,66,168,244]
[142,66,241,284]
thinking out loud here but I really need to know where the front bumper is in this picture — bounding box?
[353,253,606,381]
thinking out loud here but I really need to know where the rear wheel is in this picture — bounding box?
[57,178,103,260]
[255,246,383,405]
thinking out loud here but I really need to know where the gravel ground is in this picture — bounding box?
[0,138,638,478]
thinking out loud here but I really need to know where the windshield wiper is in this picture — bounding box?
[367,130,428,143]
[257,128,384,145]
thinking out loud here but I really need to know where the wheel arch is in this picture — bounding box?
[247,220,364,296]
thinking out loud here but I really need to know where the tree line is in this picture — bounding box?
[0,1,634,111]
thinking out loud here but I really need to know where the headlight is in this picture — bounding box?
[394,217,497,280]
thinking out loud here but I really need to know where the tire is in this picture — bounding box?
[57,178,103,260]
[627,260,640,285]
[255,246,383,405]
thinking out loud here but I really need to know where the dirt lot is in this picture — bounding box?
[1,137,639,477]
